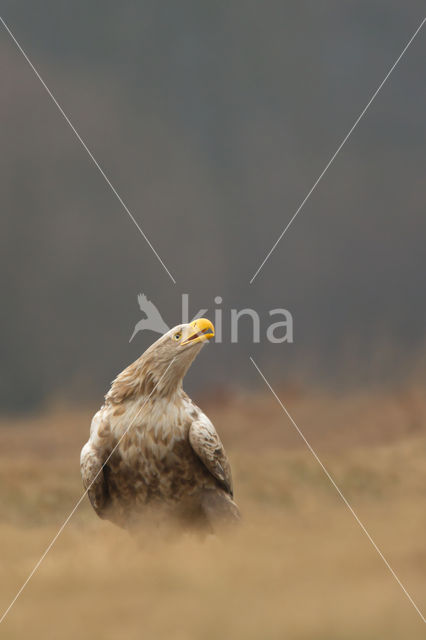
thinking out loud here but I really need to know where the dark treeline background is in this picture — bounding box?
[1,1,425,411]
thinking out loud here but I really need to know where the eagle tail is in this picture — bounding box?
[201,489,241,528]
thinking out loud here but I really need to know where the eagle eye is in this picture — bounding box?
[174,332,181,341]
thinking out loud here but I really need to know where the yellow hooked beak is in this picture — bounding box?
[180,318,215,346]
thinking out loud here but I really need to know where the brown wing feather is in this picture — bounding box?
[189,419,234,497]
[80,442,111,519]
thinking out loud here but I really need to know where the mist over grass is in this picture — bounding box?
[1,382,425,638]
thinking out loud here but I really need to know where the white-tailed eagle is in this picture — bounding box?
[80,318,239,532]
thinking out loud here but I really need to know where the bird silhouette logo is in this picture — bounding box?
[129,293,170,342]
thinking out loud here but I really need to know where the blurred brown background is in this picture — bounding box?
[0,2,425,638]
[1,386,426,639]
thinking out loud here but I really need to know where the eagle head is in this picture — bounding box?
[108,318,215,402]
[146,317,214,387]
[164,317,215,350]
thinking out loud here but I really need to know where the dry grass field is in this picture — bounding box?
[0,382,425,639]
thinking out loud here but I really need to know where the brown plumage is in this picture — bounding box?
[80,318,240,532]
